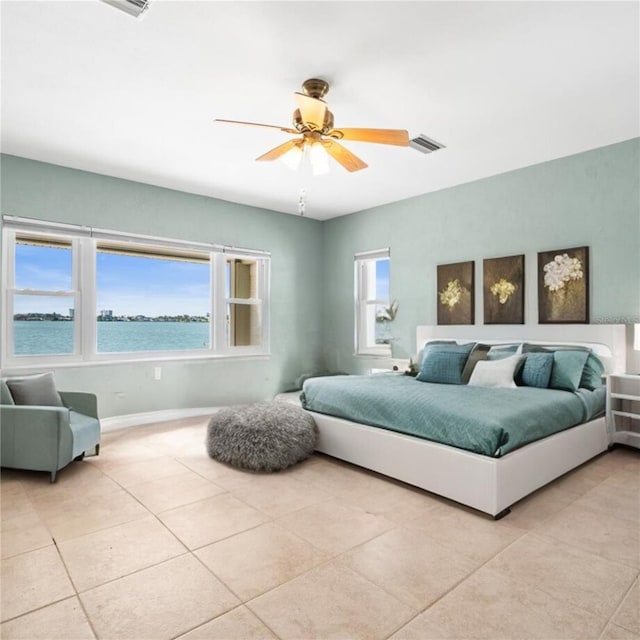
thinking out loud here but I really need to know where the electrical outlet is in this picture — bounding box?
[154,367,162,381]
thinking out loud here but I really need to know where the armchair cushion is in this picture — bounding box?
[69,411,101,459]
[5,373,63,407]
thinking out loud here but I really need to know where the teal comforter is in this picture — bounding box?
[300,374,604,457]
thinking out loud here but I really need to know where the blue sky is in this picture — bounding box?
[14,245,73,315]
[377,258,390,300]
[15,244,385,316]
[96,253,209,316]
[15,245,72,291]
[14,245,210,316]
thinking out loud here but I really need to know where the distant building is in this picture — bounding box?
[99,309,113,320]
[69,308,75,319]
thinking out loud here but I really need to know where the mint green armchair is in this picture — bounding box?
[1,381,101,482]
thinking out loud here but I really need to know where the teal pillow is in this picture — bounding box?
[549,350,590,392]
[522,343,604,390]
[416,340,457,368]
[580,352,605,390]
[416,342,475,385]
[520,352,554,388]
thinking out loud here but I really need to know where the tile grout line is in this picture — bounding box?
[378,523,534,639]
[239,605,284,640]
[480,525,635,633]
[519,529,640,624]
[162,459,414,636]
[96,455,289,640]
[54,537,99,640]
[177,552,288,639]
[117,425,289,640]
[599,576,640,637]
[26,459,195,627]
[532,525,640,573]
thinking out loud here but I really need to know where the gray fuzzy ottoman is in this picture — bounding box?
[206,401,318,472]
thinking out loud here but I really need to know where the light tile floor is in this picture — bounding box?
[1,417,638,640]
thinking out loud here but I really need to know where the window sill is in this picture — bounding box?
[353,352,393,359]
[1,351,271,374]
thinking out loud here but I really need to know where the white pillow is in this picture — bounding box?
[467,355,523,388]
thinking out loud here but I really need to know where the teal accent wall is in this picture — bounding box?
[0,155,324,417]
[322,139,640,373]
[2,139,638,415]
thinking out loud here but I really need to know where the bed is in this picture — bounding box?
[302,324,626,518]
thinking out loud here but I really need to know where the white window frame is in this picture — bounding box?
[354,248,391,356]
[214,250,271,357]
[3,228,83,366]
[1,216,270,367]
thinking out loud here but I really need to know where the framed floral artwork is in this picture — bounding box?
[437,261,475,325]
[483,254,524,324]
[538,246,589,323]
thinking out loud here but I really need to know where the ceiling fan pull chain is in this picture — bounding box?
[298,189,306,216]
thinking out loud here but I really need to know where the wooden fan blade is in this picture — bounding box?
[293,93,327,129]
[326,128,410,146]
[214,119,297,134]
[323,140,368,172]
[256,139,302,162]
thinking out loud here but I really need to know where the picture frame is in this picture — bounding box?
[437,260,475,325]
[483,254,525,324]
[538,246,589,323]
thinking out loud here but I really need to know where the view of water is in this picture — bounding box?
[13,321,211,355]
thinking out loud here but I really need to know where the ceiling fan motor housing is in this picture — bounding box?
[301,78,329,99]
[293,108,334,133]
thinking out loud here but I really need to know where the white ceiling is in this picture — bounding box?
[1,1,638,221]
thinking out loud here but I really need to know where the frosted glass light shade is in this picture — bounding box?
[309,142,330,176]
[280,146,303,171]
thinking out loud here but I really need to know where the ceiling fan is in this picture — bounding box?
[214,78,410,173]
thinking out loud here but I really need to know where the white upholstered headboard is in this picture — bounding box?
[415,324,626,374]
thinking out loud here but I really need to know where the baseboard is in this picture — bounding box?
[101,407,221,432]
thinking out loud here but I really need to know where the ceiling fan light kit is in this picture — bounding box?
[215,78,411,174]
[279,138,331,176]
[309,142,330,175]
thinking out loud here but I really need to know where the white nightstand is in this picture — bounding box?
[606,373,640,449]
[369,359,410,375]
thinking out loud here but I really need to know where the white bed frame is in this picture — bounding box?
[310,324,626,518]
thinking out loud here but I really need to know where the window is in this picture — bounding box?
[225,257,262,347]
[11,234,77,356]
[1,217,270,365]
[354,248,391,355]
[95,242,211,354]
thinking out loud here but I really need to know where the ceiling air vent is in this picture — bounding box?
[101,0,150,18]
[409,134,446,154]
